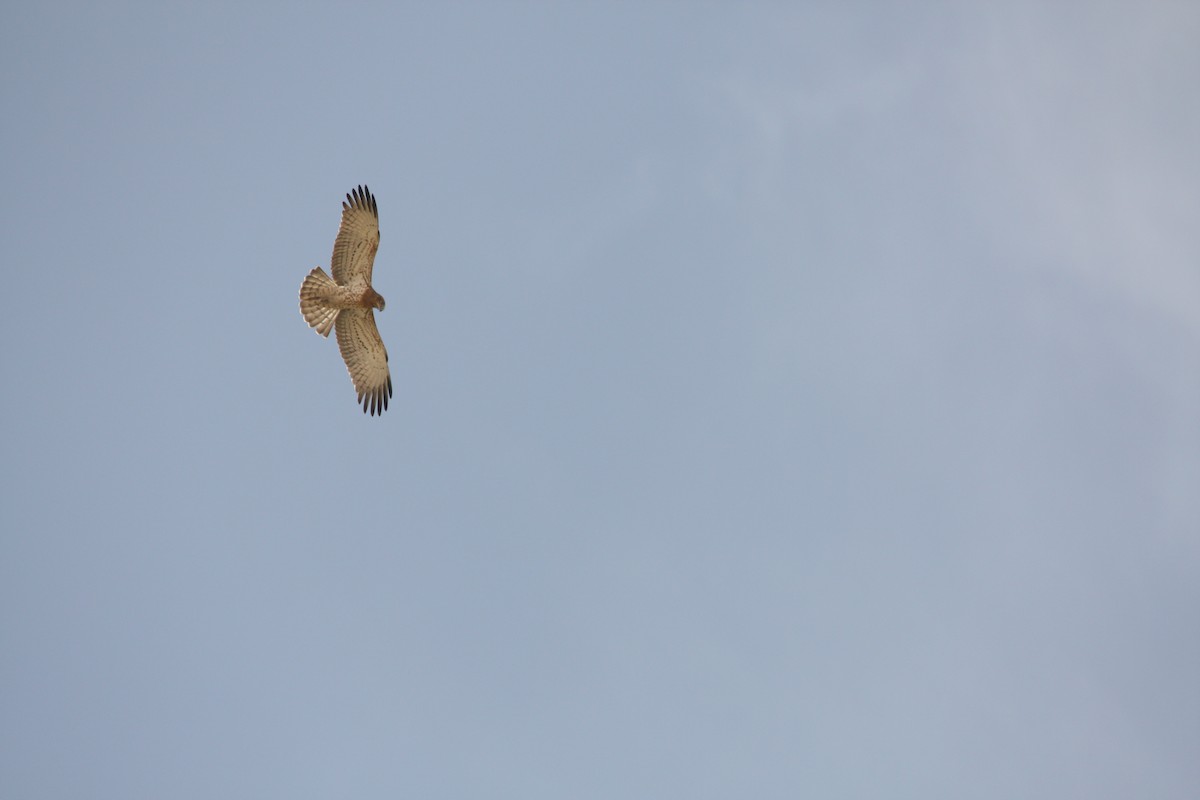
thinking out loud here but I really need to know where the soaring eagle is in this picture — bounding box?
[299,185,393,416]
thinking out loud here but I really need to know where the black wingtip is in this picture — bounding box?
[345,184,378,218]
[358,385,390,416]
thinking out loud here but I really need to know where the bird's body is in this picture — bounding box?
[299,185,393,416]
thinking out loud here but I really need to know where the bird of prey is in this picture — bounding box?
[299,185,393,415]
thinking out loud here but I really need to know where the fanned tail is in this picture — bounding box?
[299,267,340,337]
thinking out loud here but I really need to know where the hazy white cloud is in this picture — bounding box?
[969,3,1200,337]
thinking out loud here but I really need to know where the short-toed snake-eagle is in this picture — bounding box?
[299,185,393,415]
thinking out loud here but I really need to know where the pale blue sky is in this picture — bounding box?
[2,2,1198,798]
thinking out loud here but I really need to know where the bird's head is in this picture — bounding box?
[365,288,386,312]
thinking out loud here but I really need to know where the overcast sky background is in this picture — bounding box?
[2,2,1198,798]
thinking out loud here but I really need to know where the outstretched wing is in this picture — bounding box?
[334,308,393,416]
[330,185,380,285]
